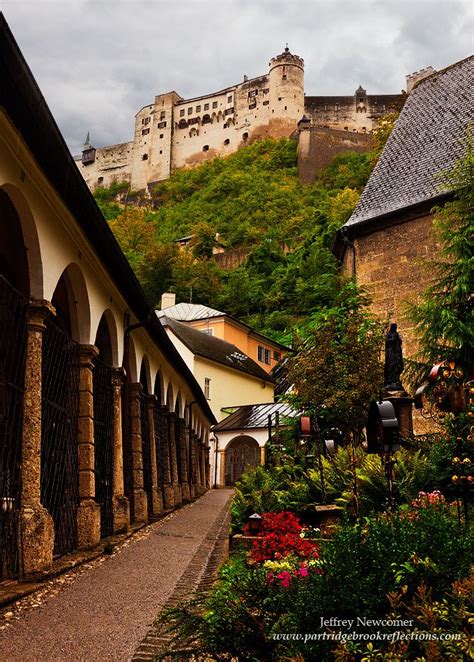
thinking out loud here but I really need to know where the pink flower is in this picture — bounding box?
[277,571,292,588]
[298,565,309,577]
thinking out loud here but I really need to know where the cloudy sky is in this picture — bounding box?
[2,0,472,154]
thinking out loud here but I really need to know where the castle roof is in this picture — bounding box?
[343,55,474,232]
[161,316,274,383]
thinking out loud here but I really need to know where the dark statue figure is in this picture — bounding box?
[384,323,404,390]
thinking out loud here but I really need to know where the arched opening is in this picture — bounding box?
[175,393,183,485]
[139,358,154,517]
[0,190,30,578]
[41,269,82,556]
[166,383,176,489]
[121,335,137,522]
[225,435,260,485]
[153,372,166,504]
[93,313,115,538]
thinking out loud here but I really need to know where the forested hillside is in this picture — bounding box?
[95,132,387,343]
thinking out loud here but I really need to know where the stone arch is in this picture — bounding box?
[94,309,119,367]
[175,392,185,419]
[225,435,260,485]
[125,335,138,383]
[0,185,43,297]
[51,262,91,343]
[139,356,152,394]
[166,382,175,412]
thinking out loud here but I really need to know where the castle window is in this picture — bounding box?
[157,121,167,129]
[188,117,199,125]
[142,128,150,135]
[225,107,234,115]
[278,97,282,101]
[180,109,185,117]
[143,117,150,125]
[202,114,211,124]
[188,107,193,115]
[160,133,164,138]
[142,154,148,160]
[249,102,256,110]
[97,177,104,184]
[203,145,209,152]
[282,75,287,80]
[204,103,209,111]
[178,119,188,129]
[196,105,201,112]
[284,106,287,110]
[242,132,248,141]
[160,111,166,120]
[263,88,269,94]
[227,95,232,102]
[204,378,211,399]
[263,100,269,106]
[224,138,230,145]
[159,149,163,154]
[248,89,258,98]
[223,123,228,129]
[212,101,218,108]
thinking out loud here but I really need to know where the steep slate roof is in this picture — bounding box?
[0,14,215,425]
[161,316,274,383]
[344,56,474,230]
[213,402,298,431]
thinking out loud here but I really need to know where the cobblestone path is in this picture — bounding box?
[0,489,233,662]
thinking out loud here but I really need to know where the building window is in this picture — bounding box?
[282,74,287,80]
[188,107,193,115]
[157,121,167,128]
[142,128,150,135]
[159,133,164,138]
[97,176,104,184]
[227,95,232,102]
[204,378,211,399]
[263,88,269,94]
[224,138,230,145]
[142,154,148,160]
[196,105,201,112]
[212,101,218,108]
[180,109,185,117]
[188,117,198,125]
[159,150,163,154]
[249,102,256,110]
[248,89,258,98]
[242,132,248,141]
[203,144,209,152]
[160,111,166,120]
[204,103,210,111]
[263,100,269,106]
[258,346,271,365]
[225,107,234,115]
[273,351,281,362]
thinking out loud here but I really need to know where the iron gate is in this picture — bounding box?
[93,357,114,538]
[153,404,166,504]
[0,275,27,579]
[41,317,79,557]
[140,393,154,517]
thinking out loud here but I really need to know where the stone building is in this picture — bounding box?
[0,14,215,580]
[75,47,404,192]
[333,56,473,371]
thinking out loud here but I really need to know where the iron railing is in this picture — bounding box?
[0,275,27,579]
[93,357,114,538]
[41,317,79,557]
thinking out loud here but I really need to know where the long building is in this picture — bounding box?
[0,13,215,580]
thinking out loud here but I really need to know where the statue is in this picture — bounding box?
[384,323,404,390]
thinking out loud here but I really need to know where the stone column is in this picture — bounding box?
[76,344,101,550]
[111,368,130,533]
[159,407,174,510]
[260,446,266,466]
[129,383,148,523]
[147,395,163,515]
[204,444,210,490]
[218,448,226,490]
[169,412,182,506]
[178,418,191,502]
[20,300,55,575]
[189,430,197,500]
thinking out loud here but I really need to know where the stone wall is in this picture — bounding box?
[298,126,373,184]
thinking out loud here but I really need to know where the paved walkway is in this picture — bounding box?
[0,489,233,662]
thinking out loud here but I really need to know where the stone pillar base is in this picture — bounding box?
[152,489,164,516]
[195,485,206,498]
[133,489,148,523]
[20,504,54,575]
[181,483,191,503]
[173,484,183,506]
[77,499,101,550]
[163,484,175,510]
[190,484,196,500]
[112,495,130,533]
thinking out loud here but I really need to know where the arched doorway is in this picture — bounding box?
[225,436,260,485]
[93,313,115,538]
[41,268,84,556]
[153,372,166,507]
[0,190,30,578]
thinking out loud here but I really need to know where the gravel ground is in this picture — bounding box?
[0,489,233,662]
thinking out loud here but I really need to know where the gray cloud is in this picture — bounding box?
[2,0,472,153]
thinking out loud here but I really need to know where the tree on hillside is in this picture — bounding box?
[286,282,384,444]
[109,207,155,271]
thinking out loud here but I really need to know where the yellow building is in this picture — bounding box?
[158,297,289,374]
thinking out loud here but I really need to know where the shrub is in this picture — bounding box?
[244,512,319,563]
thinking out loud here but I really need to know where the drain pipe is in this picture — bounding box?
[212,432,220,488]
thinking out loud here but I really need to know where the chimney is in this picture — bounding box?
[161,292,176,309]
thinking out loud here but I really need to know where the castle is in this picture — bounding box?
[76,46,406,192]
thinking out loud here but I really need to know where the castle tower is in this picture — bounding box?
[268,45,304,131]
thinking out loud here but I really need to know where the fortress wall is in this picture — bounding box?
[304,94,405,133]
[76,141,134,190]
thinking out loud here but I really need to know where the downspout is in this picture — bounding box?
[213,432,220,488]
[340,227,356,279]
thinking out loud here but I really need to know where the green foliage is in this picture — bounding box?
[287,281,384,440]
[97,138,376,336]
[406,132,474,381]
